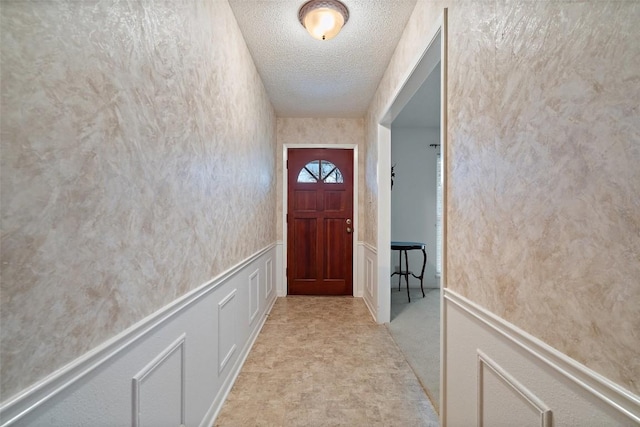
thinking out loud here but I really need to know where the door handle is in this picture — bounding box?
[346,227,352,233]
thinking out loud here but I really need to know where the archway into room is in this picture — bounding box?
[376,11,448,418]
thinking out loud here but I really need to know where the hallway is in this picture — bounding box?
[214,297,439,426]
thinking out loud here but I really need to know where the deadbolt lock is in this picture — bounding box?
[346,219,352,225]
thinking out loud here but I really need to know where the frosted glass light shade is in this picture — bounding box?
[299,0,349,41]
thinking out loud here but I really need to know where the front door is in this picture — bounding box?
[287,148,354,295]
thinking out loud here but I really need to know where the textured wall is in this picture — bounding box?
[366,0,640,395]
[447,0,640,395]
[0,0,276,400]
[364,0,447,246]
[276,118,365,241]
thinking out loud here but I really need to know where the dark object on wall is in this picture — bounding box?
[391,164,396,189]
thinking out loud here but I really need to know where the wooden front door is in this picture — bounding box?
[287,148,354,295]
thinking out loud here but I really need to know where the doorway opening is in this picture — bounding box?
[376,11,447,417]
[388,60,442,409]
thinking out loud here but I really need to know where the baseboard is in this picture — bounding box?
[444,289,640,425]
[362,295,376,322]
[0,244,278,426]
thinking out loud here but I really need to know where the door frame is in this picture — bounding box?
[282,144,359,297]
[377,11,447,323]
[376,9,448,421]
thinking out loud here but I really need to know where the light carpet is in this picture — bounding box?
[387,287,440,412]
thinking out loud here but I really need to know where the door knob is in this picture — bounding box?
[346,227,352,233]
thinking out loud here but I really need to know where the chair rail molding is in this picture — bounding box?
[0,244,277,427]
[444,288,640,424]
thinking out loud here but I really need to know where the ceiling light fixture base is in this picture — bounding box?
[298,0,350,41]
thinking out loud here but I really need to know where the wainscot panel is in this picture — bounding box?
[132,335,186,427]
[0,245,277,427]
[444,289,640,427]
[360,242,378,322]
[275,242,286,297]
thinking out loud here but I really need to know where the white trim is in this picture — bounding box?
[439,11,449,424]
[365,257,374,295]
[132,334,186,427]
[435,152,443,276]
[359,242,378,322]
[217,290,238,374]
[199,294,276,427]
[275,242,286,297]
[376,13,445,316]
[362,294,377,323]
[445,288,640,424]
[355,241,376,299]
[265,258,273,300]
[361,241,377,254]
[376,123,391,325]
[248,270,259,322]
[282,144,358,297]
[477,350,552,427]
[0,243,276,426]
[440,266,448,422]
[379,15,445,127]
[375,10,448,421]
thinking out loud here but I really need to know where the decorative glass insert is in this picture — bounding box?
[297,160,344,183]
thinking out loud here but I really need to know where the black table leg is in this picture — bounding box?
[404,249,410,302]
[419,248,426,298]
[391,242,427,303]
[397,249,402,291]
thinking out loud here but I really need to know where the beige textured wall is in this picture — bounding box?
[276,118,365,241]
[0,0,276,400]
[364,0,448,246]
[366,0,640,394]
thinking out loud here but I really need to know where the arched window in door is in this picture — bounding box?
[296,160,344,183]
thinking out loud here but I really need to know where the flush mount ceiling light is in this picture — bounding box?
[298,0,349,41]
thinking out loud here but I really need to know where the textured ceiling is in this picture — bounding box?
[228,0,418,118]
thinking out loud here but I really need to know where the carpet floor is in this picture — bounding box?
[214,296,439,426]
[388,287,441,412]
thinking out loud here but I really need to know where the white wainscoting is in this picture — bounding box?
[265,258,273,300]
[249,270,260,323]
[275,242,286,297]
[217,289,238,375]
[0,245,278,427]
[359,242,378,322]
[477,350,552,427]
[443,288,640,427]
[132,334,186,427]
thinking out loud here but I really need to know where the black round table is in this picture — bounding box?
[390,241,427,302]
